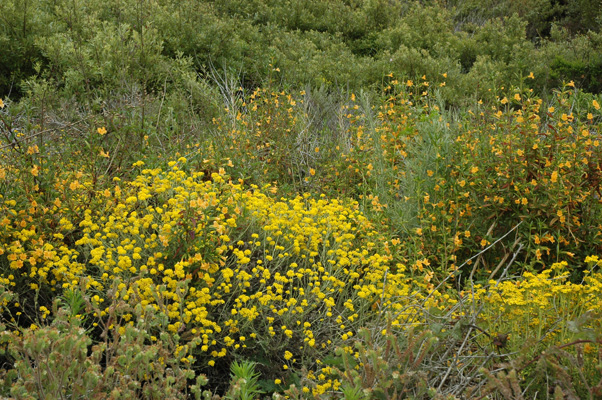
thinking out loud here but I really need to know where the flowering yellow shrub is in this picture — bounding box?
[0,158,429,386]
[474,259,602,342]
[210,87,311,189]
[327,76,602,280]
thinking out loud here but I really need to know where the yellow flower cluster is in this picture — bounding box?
[0,200,86,293]
[472,260,602,345]
[0,159,423,386]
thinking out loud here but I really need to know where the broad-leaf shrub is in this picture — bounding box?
[2,0,601,106]
[324,77,602,280]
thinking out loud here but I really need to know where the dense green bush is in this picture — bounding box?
[2,0,602,106]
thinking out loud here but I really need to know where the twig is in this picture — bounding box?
[464,221,523,282]
[436,324,475,392]
[487,237,521,281]
[0,118,88,150]
[491,243,524,290]
[103,136,122,177]
[421,222,523,309]
[471,221,497,275]
[520,339,596,371]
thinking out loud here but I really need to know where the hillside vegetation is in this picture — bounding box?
[1,0,602,398]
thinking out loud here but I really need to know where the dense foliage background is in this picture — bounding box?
[1,0,602,398]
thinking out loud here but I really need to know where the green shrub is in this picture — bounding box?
[6,290,205,399]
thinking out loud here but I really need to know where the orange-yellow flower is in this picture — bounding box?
[27,145,40,155]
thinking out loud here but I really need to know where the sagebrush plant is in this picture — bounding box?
[284,276,602,400]
[5,286,207,399]
[2,0,602,103]
[326,324,437,399]
[2,3,602,400]
[1,7,602,392]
